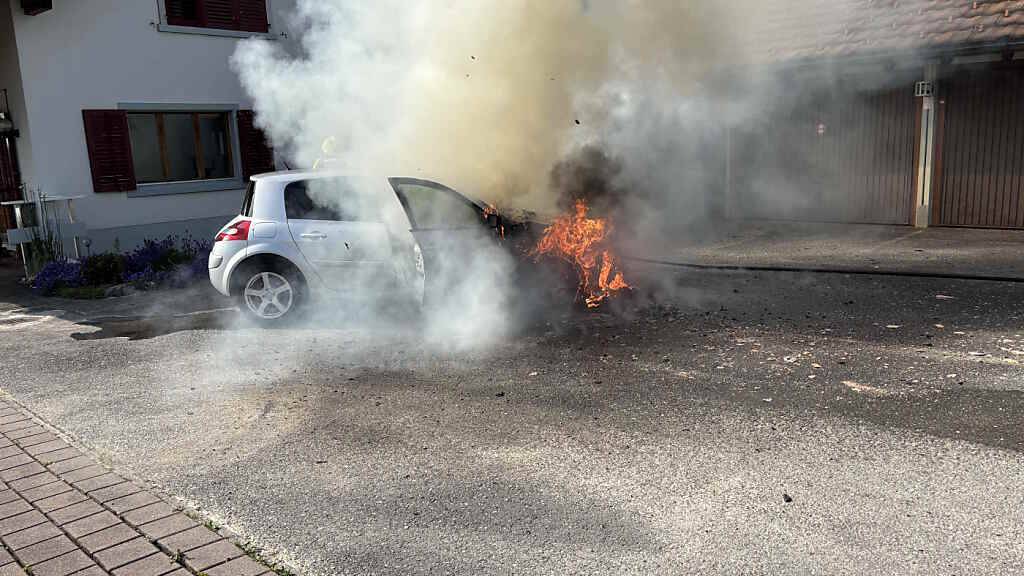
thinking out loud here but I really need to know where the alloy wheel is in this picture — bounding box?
[243,272,294,319]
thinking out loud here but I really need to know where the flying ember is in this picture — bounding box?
[532,199,630,308]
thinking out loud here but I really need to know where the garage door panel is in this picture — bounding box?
[731,80,917,225]
[937,65,1024,229]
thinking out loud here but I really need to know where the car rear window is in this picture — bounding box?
[284,178,379,222]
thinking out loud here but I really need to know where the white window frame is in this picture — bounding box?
[119,103,245,198]
[155,0,278,40]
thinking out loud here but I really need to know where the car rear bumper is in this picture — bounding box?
[208,241,247,296]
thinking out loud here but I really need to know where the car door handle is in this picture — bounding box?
[301,232,328,240]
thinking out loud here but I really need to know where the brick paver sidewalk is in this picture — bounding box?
[0,398,274,576]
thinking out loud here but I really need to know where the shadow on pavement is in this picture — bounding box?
[71,309,239,341]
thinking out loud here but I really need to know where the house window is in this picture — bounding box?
[127,112,234,184]
[165,0,270,33]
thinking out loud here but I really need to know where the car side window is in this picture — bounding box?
[393,183,481,229]
[284,178,378,222]
[240,182,255,217]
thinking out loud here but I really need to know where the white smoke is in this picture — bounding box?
[230,0,806,343]
[232,1,749,209]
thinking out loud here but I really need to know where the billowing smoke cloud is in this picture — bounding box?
[230,0,795,344]
[232,1,745,214]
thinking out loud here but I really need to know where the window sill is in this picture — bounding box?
[129,178,245,198]
[156,23,277,40]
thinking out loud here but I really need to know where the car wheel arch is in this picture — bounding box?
[230,253,307,297]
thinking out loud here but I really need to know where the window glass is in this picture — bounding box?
[126,111,235,184]
[127,114,163,184]
[394,183,481,229]
[285,178,377,222]
[198,113,232,179]
[163,113,198,181]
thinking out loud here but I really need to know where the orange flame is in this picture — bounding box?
[532,199,630,308]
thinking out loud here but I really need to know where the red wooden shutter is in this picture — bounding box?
[202,0,239,30]
[82,110,136,193]
[238,0,269,33]
[237,110,275,179]
[165,0,202,27]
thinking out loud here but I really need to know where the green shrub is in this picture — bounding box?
[81,253,125,286]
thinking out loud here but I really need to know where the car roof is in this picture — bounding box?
[250,171,486,208]
[250,169,348,182]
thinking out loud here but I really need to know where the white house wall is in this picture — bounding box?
[8,0,296,250]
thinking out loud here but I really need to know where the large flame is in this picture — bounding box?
[532,199,630,308]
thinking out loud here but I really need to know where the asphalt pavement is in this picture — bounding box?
[0,261,1022,575]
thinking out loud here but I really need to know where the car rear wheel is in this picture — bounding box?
[236,266,304,324]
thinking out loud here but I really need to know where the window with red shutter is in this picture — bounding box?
[82,110,137,193]
[21,0,52,16]
[237,110,276,179]
[164,0,268,33]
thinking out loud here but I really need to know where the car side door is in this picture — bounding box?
[285,178,392,291]
[388,178,493,298]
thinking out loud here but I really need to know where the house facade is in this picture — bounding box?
[730,0,1024,229]
[0,0,289,253]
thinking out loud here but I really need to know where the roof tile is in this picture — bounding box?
[742,1,1024,60]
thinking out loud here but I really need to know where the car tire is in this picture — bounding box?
[234,262,305,325]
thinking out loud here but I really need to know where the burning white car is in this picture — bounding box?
[210,169,631,323]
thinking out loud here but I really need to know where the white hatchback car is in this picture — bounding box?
[209,170,499,323]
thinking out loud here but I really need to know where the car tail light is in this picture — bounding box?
[216,220,251,242]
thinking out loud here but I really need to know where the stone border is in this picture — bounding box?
[0,399,276,576]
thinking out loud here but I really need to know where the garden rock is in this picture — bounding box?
[104,284,137,298]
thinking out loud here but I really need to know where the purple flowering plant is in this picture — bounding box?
[31,235,212,295]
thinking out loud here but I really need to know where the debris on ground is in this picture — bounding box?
[843,380,889,397]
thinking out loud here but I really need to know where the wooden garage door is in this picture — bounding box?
[934,64,1024,229]
[731,79,919,225]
